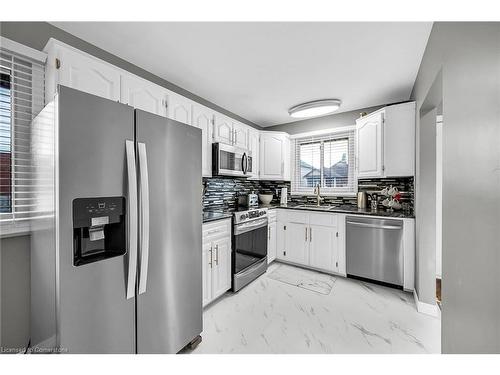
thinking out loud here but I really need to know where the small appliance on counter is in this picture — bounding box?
[280,187,288,205]
[357,191,367,209]
[238,192,258,207]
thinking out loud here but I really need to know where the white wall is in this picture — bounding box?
[411,22,500,354]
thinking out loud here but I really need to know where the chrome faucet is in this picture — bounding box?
[314,183,323,206]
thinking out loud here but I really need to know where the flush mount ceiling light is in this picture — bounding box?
[288,99,342,119]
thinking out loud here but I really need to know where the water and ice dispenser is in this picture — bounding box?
[72,197,126,266]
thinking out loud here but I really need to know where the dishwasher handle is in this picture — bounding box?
[346,221,402,230]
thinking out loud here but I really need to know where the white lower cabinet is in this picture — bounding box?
[267,210,277,263]
[284,222,309,265]
[277,210,343,275]
[202,219,232,307]
[211,237,231,299]
[308,224,338,272]
[202,241,213,306]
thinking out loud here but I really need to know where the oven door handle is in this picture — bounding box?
[234,218,268,235]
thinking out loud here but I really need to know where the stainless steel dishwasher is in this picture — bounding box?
[346,216,404,287]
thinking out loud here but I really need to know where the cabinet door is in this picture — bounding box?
[283,222,309,265]
[192,104,214,177]
[168,92,192,125]
[248,129,260,179]
[213,114,233,145]
[357,111,384,178]
[309,225,337,272]
[202,241,213,307]
[212,237,231,299]
[233,121,249,149]
[120,74,168,116]
[260,133,285,180]
[282,135,291,181]
[58,46,121,101]
[267,221,277,264]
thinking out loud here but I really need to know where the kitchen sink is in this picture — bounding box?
[294,204,341,211]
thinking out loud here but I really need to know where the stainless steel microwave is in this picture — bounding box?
[212,143,253,177]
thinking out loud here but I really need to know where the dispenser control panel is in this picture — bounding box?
[72,197,126,267]
[73,197,125,228]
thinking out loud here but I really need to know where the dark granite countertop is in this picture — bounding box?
[202,211,233,223]
[258,202,414,218]
[203,202,414,222]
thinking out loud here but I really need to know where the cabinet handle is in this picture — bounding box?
[305,227,308,241]
[215,244,219,266]
[309,227,312,242]
[268,227,271,240]
[209,246,213,268]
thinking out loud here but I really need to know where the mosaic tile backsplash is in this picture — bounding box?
[203,176,414,214]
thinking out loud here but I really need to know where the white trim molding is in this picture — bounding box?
[0,36,47,63]
[289,125,356,139]
[413,289,439,317]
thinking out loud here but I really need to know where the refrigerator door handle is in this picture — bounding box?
[138,142,150,295]
[125,140,138,299]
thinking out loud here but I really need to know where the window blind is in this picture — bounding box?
[291,129,356,195]
[0,47,45,227]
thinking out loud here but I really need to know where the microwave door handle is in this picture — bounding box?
[125,140,138,300]
[138,142,150,295]
[242,152,247,174]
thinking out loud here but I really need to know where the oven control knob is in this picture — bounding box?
[240,214,247,221]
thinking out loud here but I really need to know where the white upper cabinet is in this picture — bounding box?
[356,111,384,178]
[356,102,415,178]
[167,92,193,125]
[213,113,234,145]
[44,39,121,102]
[247,128,260,179]
[232,121,249,149]
[259,132,290,180]
[383,102,416,177]
[192,103,214,177]
[213,114,251,150]
[120,74,168,116]
[44,39,298,182]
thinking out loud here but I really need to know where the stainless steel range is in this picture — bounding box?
[232,207,268,291]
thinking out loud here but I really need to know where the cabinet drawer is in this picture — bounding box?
[309,212,337,227]
[286,210,309,224]
[203,219,231,239]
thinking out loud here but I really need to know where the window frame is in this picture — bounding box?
[0,37,46,237]
[290,126,357,197]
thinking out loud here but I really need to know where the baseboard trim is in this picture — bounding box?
[413,289,439,317]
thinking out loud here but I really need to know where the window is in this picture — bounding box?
[0,72,12,213]
[0,45,45,234]
[291,128,356,195]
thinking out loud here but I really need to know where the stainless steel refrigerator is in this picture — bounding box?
[30,86,202,353]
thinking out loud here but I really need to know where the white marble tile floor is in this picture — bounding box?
[192,263,440,354]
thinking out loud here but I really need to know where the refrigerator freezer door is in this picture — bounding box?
[135,110,202,354]
[56,86,135,353]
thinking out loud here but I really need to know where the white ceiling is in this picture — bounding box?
[51,22,432,127]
